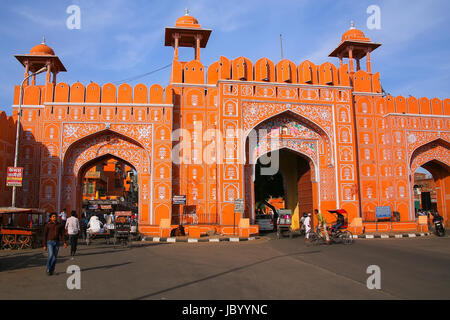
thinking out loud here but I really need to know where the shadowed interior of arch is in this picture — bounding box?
[251,148,314,220]
[76,154,139,221]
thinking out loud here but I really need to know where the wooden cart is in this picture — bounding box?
[0,207,46,250]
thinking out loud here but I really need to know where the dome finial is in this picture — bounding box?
[350,20,355,29]
[42,36,46,44]
[185,8,190,16]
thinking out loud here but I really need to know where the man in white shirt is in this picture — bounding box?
[304,213,312,243]
[87,215,103,233]
[59,208,68,228]
[65,211,80,257]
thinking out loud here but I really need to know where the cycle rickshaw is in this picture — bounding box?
[308,209,354,245]
[113,211,132,248]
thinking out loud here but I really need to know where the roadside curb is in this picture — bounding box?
[355,232,431,239]
[141,236,259,243]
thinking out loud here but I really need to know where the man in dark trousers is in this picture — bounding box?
[65,210,80,258]
[43,212,67,275]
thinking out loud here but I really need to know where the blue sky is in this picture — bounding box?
[0,0,449,116]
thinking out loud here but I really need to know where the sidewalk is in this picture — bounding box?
[141,234,260,243]
[355,231,433,239]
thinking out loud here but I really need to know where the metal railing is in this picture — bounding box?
[171,213,219,225]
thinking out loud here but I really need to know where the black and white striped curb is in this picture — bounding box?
[141,236,258,243]
[355,232,431,239]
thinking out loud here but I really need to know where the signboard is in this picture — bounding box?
[375,206,391,219]
[6,167,23,187]
[173,195,186,205]
[234,198,244,213]
[87,200,118,205]
[115,211,132,217]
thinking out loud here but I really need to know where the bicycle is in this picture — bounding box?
[307,226,354,245]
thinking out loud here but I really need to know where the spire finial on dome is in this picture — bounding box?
[185,8,189,16]
[42,36,46,44]
[350,20,355,29]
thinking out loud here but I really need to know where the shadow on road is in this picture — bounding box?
[133,249,320,300]
[0,252,70,272]
[81,261,133,272]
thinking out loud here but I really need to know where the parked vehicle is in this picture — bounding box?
[0,207,46,249]
[255,214,274,232]
[113,211,132,247]
[276,209,292,239]
[434,220,446,237]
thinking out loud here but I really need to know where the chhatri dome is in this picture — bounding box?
[341,21,371,43]
[175,8,201,28]
[29,37,55,56]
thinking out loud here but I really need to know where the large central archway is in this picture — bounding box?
[61,130,152,226]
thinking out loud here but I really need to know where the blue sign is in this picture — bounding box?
[375,206,391,219]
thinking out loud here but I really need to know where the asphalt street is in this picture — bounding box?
[0,233,449,300]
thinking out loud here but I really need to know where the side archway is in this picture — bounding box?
[61,130,152,226]
[410,139,450,223]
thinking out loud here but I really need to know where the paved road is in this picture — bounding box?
[0,234,449,300]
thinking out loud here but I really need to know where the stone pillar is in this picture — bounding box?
[46,62,52,83]
[195,35,202,61]
[366,49,372,73]
[348,47,354,73]
[174,33,180,61]
[24,61,30,86]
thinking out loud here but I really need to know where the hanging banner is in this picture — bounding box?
[6,167,23,187]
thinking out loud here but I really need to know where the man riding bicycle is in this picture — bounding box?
[315,209,330,245]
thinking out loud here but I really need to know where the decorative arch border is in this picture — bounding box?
[243,109,334,166]
[242,102,334,143]
[61,122,153,156]
[410,146,450,174]
[409,139,450,173]
[64,134,150,177]
[407,132,450,166]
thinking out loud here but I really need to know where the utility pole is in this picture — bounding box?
[280,34,284,60]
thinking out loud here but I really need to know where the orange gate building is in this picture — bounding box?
[3,13,449,236]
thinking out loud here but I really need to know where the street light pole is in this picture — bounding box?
[11,66,47,208]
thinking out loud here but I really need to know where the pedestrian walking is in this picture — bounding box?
[304,213,312,243]
[65,210,80,258]
[43,213,66,276]
[59,208,68,228]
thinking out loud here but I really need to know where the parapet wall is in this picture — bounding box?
[13,82,174,106]
[172,56,382,93]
